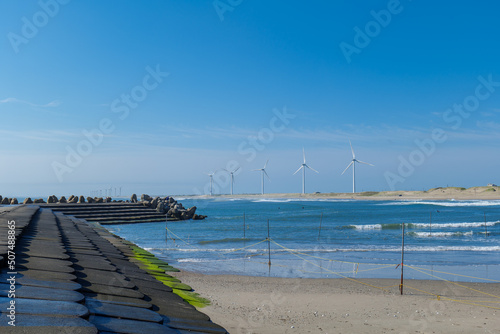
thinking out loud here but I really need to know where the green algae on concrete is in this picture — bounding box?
[124,240,210,307]
[172,289,211,309]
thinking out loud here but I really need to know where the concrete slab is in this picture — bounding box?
[65,241,97,249]
[95,248,125,257]
[100,251,128,260]
[85,295,152,309]
[131,284,210,322]
[79,283,144,299]
[66,248,103,256]
[0,314,98,333]
[72,261,116,272]
[0,284,85,302]
[116,268,156,282]
[106,257,140,268]
[89,315,177,334]
[162,317,227,334]
[71,256,116,271]
[15,246,70,260]
[16,239,66,251]
[126,277,173,293]
[86,299,163,323]
[14,268,77,282]
[0,274,81,291]
[21,232,61,240]
[15,257,75,273]
[75,268,135,288]
[0,297,89,317]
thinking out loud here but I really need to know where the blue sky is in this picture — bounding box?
[1,0,500,197]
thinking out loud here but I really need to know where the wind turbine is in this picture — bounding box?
[223,167,240,195]
[206,171,217,196]
[341,140,374,193]
[293,148,319,194]
[252,160,270,195]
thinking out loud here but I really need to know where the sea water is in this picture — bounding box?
[105,198,500,282]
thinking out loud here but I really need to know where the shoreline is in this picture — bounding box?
[171,270,500,333]
[177,186,500,201]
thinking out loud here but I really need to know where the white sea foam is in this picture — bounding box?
[317,246,500,252]
[412,231,473,238]
[178,258,205,263]
[351,224,383,230]
[166,245,500,254]
[404,246,500,252]
[251,199,295,203]
[411,221,499,228]
[348,221,499,230]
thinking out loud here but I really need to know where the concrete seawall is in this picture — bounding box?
[0,204,226,333]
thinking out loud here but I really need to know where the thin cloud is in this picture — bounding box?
[0,129,78,142]
[0,97,62,108]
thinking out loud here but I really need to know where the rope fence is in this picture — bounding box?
[164,225,500,310]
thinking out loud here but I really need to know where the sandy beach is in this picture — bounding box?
[198,186,500,202]
[173,271,500,334]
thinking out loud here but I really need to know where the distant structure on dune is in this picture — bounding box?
[293,148,319,194]
[252,160,270,195]
[223,167,240,195]
[206,170,217,196]
[341,140,374,193]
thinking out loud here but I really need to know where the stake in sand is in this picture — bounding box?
[399,222,405,295]
[267,219,271,269]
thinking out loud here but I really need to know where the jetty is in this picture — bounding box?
[0,204,226,333]
[42,202,169,225]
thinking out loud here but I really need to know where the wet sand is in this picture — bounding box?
[173,271,500,334]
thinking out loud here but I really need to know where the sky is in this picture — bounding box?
[1,0,500,197]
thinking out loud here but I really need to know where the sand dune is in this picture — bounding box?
[186,186,500,201]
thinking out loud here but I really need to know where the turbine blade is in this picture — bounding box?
[264,169,271,181]
[293,166,303,175]
[349,139,355,159]
[357,160,374,166]
[302,147,306,163]
[263,159,269,169]
[232,166,240,173]
[341,161,354,175]
[306,164,319,174]
[251,169,261,172]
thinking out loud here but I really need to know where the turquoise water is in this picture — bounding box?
[105,198,500,282]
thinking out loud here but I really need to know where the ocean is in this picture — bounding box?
[105,198,500,282]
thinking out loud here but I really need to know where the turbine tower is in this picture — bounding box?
[341,140,374,193]
[206,171,216,196]
[293,148,319,194]
[252,160,270,195]
[223,167,240,195]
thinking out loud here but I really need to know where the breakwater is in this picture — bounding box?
[0,205,226,332]
[1,194,206,223]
